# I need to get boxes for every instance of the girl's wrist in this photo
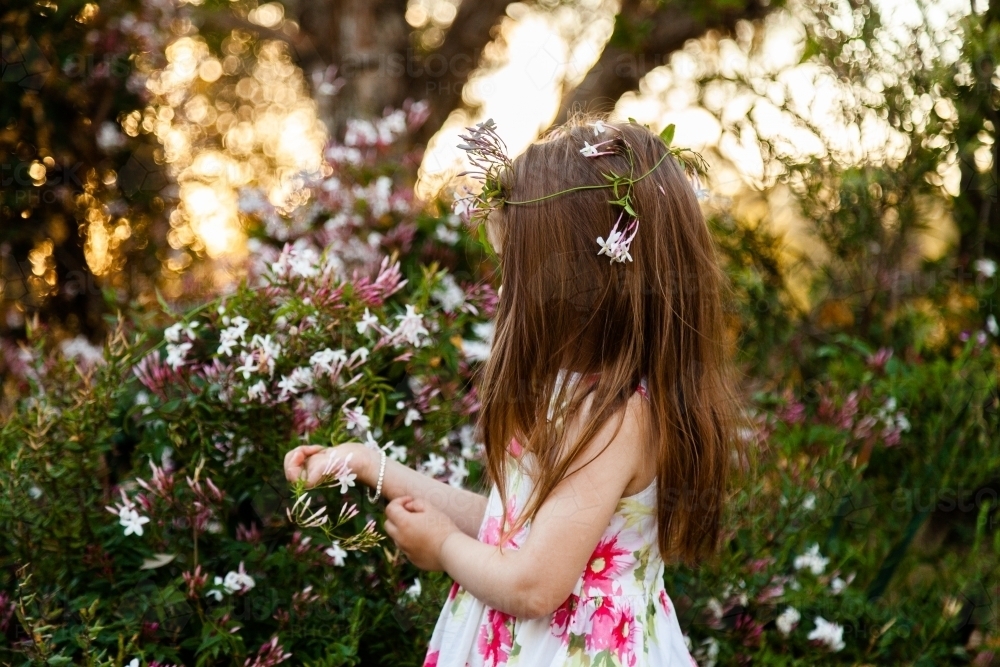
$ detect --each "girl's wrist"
[342,442,379,487]
[438,527,461,570]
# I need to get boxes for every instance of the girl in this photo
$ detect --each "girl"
[285,114,742,666]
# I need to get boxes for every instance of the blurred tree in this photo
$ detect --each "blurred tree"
[949,0,1000,262]
[1,0,178,338]
[3,0,995,343]
[686,0,999,364]
[274,0,778,141]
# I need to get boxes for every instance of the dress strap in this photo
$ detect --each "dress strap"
[636,376,649,400]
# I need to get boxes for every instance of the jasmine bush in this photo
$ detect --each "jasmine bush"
[2,79,999,667]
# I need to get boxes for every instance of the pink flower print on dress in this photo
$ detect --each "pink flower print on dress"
[659,589,673,617]
[610,602,641,667]
[508,437,524,458]
[582,535,632,595]
[550,593,580,644]
[447,582,460,601]
[585,596,617,651]
[476,608,514,666]
[586,597,640,666]
[478,496,527,548]
[423,650,439,667]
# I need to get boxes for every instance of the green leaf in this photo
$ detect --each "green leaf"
[659,123,676,147]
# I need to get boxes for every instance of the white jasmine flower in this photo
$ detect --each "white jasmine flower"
[322,452,357,494]
[291,366,314,388]
[59,336,105,366]
[706,597,724,620]
[421,453,447,477]
[392,305,429,347]
[447,457,469,488]
[830,576,848,594]
[432,274,466,313]
[801,493,816,511]
[326,541,347,566]
[249,334,282,376]
[591,120,606,135]
[207,578,225,601]
[434,224,460,245]
[288,248,321,278]
[356,308,379,335]
[807,616,846,651]
[119,507,150,537]
[218,316,250,356]
[349,347,369,365]
[235,352,260,379]
[278,367,315,399]
[164,323,185,344]
[404,578,422,600]
[404,408,422,427]
[461,339,492,362]
[974,258,997,278]
[776,606,801,635]
[247,380,268,403]
[896,412,911,432]
[387,443,408,463]
[793,543,829,575]
[459,425,482,460]
[165,321,199,343]
[165,342,192,371]
[217,335,239,357]
[277,375,299,400]
[988,314,998,336]
[699,637,720,667]
[596,212,638,264]
[342,400,371,433]
[221,562,254,595]
[310,348,348,376]
[579,138,614,157]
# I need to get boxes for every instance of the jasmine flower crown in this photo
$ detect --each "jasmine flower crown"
[454,118,709,263]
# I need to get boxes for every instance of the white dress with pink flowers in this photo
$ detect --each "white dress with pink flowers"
[422,390,698,666]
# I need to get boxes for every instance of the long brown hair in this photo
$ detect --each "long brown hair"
[476,112,745,564]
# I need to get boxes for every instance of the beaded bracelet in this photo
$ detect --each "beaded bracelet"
[367,449,386,503]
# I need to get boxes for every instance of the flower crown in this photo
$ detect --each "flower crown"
[453,118,709,263]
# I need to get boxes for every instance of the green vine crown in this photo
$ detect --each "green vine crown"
[453,118,709,263]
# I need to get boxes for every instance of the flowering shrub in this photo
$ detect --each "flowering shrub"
[0,236,499,663]
[671,332,1000,665]
[3,96,1000,667]
[0,101,499,665]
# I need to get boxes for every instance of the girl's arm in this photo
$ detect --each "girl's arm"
[286,442,489,540]
[389,393,649,619]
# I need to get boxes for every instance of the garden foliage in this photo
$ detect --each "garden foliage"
[1,1,999,665]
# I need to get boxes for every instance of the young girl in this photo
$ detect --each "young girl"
[285,115,741,666]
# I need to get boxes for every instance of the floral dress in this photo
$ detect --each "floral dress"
[423,384,697,667]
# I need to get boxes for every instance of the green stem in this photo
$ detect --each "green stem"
[505,151,670,206]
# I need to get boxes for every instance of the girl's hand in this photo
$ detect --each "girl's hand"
[284,444,366,489]
[384,496,459,572]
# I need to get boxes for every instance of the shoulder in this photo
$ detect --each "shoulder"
[562,389,648,491]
